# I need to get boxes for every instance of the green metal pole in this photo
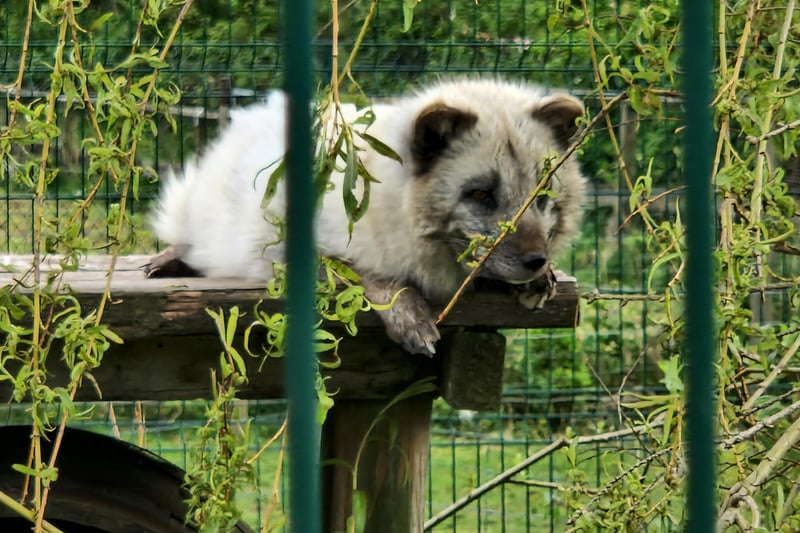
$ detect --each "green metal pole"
[680,1,716,531]
[283,1,320,532]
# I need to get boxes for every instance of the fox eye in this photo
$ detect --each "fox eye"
[535,194,553,211]
[471,189,490,202]
[465,188,497,209]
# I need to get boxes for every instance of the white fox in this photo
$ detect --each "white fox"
[147,78,587,356]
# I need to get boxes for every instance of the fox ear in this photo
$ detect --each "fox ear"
[411,103,478,175]
[531,94,584,148]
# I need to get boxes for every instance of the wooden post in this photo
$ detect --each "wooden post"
[321,395,434,533]
[439,331,506,411]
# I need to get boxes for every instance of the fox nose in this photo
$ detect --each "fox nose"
[522,253,548,272]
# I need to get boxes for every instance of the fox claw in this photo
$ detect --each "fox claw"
[518,266,558,309]
[363,278,441,356]
[382,291,441,357]
[143,244,201,278]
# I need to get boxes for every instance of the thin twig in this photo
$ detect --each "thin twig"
[33,3,197,529]
[423,439,567,530]
[718,411,800,530]
[711,0,757,107]
[29,7,72,529]
[579,0,639,211]
[262,419,288,533]
[724,396,800,448]
[582,280,797,305]
[506,479,598,493]
[748,0,795,297]
[739,386,800,418]
[135,401,146,448]
[582,351,660,460]
[617,186,686,234]
[777,468,800,526]
[0,490,65,533]
[316,0,359,38]
[741,332,800,412]
[423,418,663,530]
[2,0,34,128]
[582,291,667,303]
[338,0,379,88]
[567,448,673,526]
[747,118,800,144]
[247,418,287,466]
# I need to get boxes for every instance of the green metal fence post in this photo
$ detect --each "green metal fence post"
[283,1,320,532]
[680,1,716,531]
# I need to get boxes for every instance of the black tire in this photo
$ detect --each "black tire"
[0,426,253,533]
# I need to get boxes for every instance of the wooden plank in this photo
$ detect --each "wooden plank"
[0,329,512,408]
[0,255,580,334]
[0,333,437,402]
[74,280,577,339]
[321,395,434,533]
[0,331,511,406]
[0,255,580,404]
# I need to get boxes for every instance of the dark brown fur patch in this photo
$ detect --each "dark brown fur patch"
[411,103,478,175]
[531,96,584,148]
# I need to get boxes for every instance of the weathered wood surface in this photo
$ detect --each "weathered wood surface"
[0,255,579,334]
[0,255,580,404]
[321,396,434,533]
[439,332,507,411]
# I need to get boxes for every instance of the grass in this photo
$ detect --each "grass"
[0,399,678,532]
[428,439,569,532]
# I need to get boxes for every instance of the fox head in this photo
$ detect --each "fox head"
[406,81,586,285]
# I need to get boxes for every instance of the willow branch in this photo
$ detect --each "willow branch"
[0,490,65,533]
[719,412,800,530]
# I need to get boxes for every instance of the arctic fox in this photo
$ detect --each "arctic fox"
[147,78,587,356]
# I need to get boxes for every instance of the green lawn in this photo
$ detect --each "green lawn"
[49,402,670,533]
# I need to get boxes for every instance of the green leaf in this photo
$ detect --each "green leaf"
[90,12,115,32]
[261,157,285,208]
[12,463,40,477]
[402,0,418,32]
[356,131,401,164]
[219,352,233,379]
[658,355,684,394]
[341,137,362,231]
[317,386,335,424]
[225,306,240,346]
[100,327,124,345]
[313,329,341,354]
[350,489,368,530]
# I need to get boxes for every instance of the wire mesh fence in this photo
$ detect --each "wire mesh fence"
[1,0,798,532]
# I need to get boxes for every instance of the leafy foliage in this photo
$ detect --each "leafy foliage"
[1,0,799,531]
[0,1,190,530]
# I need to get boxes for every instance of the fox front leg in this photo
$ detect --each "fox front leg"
[361,277,441,357]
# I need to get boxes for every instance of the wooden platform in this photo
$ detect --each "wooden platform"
[0,255,579,405]
[0,254,580,533]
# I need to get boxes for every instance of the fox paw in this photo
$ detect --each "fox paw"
[363,279,441,357]
[517,266,558,309]
[381,291,441,357]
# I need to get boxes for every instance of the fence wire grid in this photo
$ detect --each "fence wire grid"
[1,1,799,532]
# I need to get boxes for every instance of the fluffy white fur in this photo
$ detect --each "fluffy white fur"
[152,78,587,304]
